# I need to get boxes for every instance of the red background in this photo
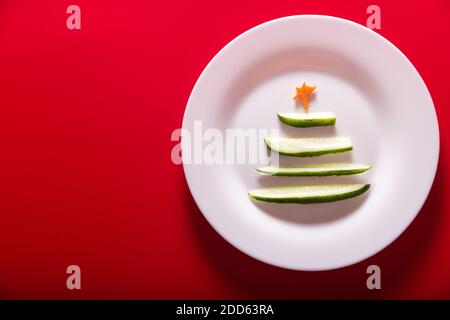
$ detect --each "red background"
[0,0,449,299]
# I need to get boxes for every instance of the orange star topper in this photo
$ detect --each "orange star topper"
[293,82,316,109]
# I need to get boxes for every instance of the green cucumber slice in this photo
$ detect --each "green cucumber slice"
[278,112,336,127]
[256,163,370,176]
[265,137,352,157]
[248,184,370,204]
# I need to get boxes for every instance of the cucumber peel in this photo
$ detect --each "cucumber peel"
[265,137,352,157]
[248,184,370,204]
[256,163,370,176]
[278,112,336,127]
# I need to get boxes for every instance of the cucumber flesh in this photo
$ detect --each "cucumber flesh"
[256,163,370,176]
[278,112,336,127]
[265,137,352,157]
[249,184,370,204]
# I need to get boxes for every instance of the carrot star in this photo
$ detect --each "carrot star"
[293,82,316,109]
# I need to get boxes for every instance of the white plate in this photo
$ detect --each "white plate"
[182,15,439,271]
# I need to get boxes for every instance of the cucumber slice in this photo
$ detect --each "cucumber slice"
[248,184,370,204]
[278,112,336,127]
[256,163,371,176]
[265,137,352,157]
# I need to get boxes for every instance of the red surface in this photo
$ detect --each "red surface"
[0,0,449,299]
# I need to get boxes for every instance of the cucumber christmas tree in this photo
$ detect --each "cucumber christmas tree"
[248,83,371,204]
